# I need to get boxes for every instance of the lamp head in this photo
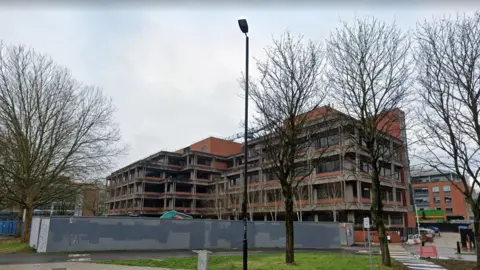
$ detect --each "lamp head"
[238,17,248,34]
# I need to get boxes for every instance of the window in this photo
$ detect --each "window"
[445,207,453,213]
[393,146,401,161]
[265,172,276,181]
[248,174,259,183]
[390,215,404,225]
[432,186,440,193]
[436,207,442,211]
[414,188,429,195]
[201,145,207,152]
[415,198,429,204]
[380,189,387,200]
[316,186,328,199]
[434,197,441,203]
[380,167,392,178]
[362,187,371,199]
[430,176,446,182]
[444,196,452,204]
[396,191,402,202]
[314,130,340,149]
[394,169,401,181]
[412,177,430,184]
[360,159,372,173]
[316,159,340,173]
[295,166,310,177]
[443,185,451,192]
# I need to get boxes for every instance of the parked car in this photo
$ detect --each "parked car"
[418,227,435,234]
[427,226,440,235]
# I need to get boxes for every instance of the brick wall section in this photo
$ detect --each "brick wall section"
[375,109,403,140]
[354,230,401,243]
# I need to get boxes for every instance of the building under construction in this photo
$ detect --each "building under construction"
[106,106,410,226]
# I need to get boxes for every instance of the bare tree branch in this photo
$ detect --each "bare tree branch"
[326,17,413,266]
[0,43,126,241]
[241,31,330,264]
[414,12,480,265]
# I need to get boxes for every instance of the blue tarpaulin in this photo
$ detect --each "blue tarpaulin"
[160,210,193,219]
[0,221,21,235]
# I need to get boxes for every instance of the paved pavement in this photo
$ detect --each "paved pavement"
[387,245,446,270]
[0,262,181,270]
[402,232,477,262]
[0,248,353,266]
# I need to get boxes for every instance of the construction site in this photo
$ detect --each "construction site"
[106,106,410,226]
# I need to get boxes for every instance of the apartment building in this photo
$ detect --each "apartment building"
[411,169,470,221]
[106,106,410,226]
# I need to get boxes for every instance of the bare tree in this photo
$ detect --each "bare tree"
[326,17,413,266]
[262,181,281,221]
[227,190,241,220]
[246,184,258,221]
[293,185,308,221]
[0,180,9,211]
[0,43,125,241]
[243,31,330,264]
[207,185,227,220]
[82,182,107,216]
[320,182,354,222]
[415,12,480,265]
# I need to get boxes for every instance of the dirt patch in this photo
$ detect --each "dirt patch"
[427,259,477,270]
[391,260,410,270]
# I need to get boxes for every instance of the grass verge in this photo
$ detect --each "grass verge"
[427,258,476,270]
[102,253,406,270]
[0,238,34,254]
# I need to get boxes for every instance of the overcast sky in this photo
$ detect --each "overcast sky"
[0,2,477,170]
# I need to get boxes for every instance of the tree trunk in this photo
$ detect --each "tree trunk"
[22,206,33,243]
[333,210,337,222]
[284,191,295,264]
[473,218,480,269]
[376,219,391,266]
[371,173,391,266]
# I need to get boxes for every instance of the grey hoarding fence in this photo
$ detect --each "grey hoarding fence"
[30,216,342,253]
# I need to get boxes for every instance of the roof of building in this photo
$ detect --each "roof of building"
[410,167,456,178]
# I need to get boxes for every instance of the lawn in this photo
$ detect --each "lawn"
[427,259,477,270]
[0,238,33,254]
[102,253,406,270]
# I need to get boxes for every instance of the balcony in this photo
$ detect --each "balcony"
[143,192,166,197]
[166,163,183,169]
[158,207,215,213]
[143,176,165,182]
[195,178,211,183]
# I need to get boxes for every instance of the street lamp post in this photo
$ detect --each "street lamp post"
[238,17,249,270]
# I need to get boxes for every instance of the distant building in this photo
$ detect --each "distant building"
[32,183,104,217]
[410,168,470,222]
[107,106,411,226]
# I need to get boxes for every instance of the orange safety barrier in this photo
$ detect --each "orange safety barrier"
[419,246,438,258]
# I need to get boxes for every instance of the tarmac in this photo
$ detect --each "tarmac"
[403,232,477,262]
